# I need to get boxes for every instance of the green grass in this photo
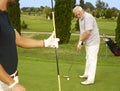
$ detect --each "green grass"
[21,15,53,32]
[21,15,117,35]
[97,18,117,35]
[17,34,120,91]
[19,15,119,91]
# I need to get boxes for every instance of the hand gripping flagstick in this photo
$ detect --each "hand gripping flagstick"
[51,0,61,91]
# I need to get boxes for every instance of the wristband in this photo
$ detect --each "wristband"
[44,39,48,47]
[9,81,17,89]
[78,41,83,46]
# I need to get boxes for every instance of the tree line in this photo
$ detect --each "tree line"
[85,0,119,19]
[21,0,119,19]
[75,0,119,31]
[21,6,52,19]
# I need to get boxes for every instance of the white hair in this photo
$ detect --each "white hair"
[73,6,83,13]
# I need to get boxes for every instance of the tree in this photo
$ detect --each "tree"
[75,19,80,31]
[8,0,21,34]
[105,8,112,19]
[95,0,109,18]
[71,0,76,8]
[43,6,51,19]
[115,12,120,47]
[96,10,100,18]
[80,0,84,9]
[111,7,119,18]
[55,0,72,44]
[71,0,76,19]
[96,0,108,10]
[84,2,95,11]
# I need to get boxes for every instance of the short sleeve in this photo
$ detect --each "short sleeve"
[84,15,93,31]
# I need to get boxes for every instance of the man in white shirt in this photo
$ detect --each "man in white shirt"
[73,6,100,85]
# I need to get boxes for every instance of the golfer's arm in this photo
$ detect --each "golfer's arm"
[15,30,44,48]
[79,30,91,42]
[0,64,14,86]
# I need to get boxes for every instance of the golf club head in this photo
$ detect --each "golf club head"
[63,75,70,78]
[63,75,70,80]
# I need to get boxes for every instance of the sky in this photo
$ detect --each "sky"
[20,0,120,9]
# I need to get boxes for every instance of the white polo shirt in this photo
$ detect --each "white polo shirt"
[79,12,100,46]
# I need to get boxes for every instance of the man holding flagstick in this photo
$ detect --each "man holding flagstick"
[0,0,59,91]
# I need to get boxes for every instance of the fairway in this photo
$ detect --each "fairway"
[97,18,117,35]
[17,34,120,91]
[21,15,117,35]
[21,15,53,32]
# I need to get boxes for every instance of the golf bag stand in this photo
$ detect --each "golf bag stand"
[103,35,120,56]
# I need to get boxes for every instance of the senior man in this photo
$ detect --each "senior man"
[73,6,100,85]
[0,0,59,91]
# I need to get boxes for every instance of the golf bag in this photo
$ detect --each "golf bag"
[104,37,120,56]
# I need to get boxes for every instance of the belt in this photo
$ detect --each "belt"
[10,71,18,78]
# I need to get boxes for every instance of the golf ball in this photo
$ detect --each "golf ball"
[67,78,70,80]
